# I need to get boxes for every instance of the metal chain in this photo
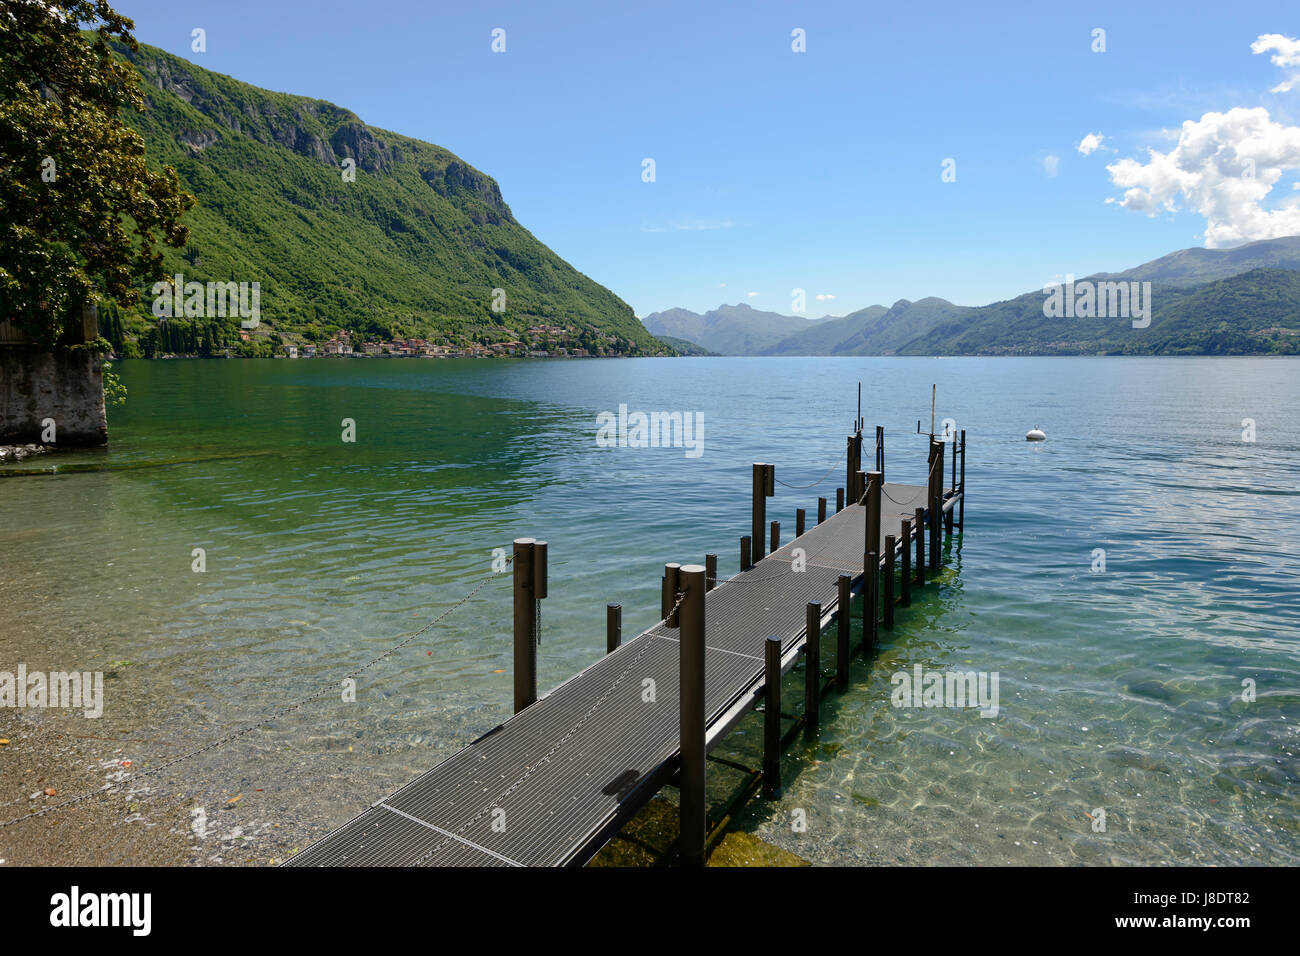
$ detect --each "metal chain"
[772,446,846,491]
[882,485,923,507]
[0,556,516,829]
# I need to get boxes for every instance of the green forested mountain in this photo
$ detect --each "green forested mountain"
[644,238,1300,356]
[899,268,1300,355]
[1093,236,1300,287]
[107,41,667,355]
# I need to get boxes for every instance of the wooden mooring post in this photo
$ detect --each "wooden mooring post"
[705,553,717,591]
[677,564,707,867]
[796,508,806,538]
[740,535,751,571]
[606,603,622,653]
[818,496,827,524]
[752,463,774,562]
[770,520,780,553]
[663,563,681,626]
[513,537,548,714]
[865,471,881,564]
[865,469,883,647]
[845,434,859,504]
[836,487,844,512]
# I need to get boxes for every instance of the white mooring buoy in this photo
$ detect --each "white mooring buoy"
[1026,426,1046,442]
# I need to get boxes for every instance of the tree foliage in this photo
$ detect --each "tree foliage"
[0,0,193,345]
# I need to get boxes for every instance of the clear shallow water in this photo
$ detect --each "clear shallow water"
[1,356,1297,864]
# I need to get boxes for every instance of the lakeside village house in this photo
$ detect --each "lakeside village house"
[133,325,621,361]
[274,327,605,359]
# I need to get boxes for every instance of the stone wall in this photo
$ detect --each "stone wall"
[0,346,108,446]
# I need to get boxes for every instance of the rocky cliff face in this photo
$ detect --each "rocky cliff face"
[134,51,398,172]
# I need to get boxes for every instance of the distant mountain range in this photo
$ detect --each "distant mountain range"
[639,304,839,356]
[642,236,1300,356]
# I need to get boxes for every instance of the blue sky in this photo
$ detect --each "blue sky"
[114,0,1300,317]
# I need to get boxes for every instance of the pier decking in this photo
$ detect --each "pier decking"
[288,429,965,867]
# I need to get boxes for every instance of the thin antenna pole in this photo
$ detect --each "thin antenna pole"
[857,382,862,433]
[930,384,935,439]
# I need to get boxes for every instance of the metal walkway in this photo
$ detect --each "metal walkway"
[288,480,946,867]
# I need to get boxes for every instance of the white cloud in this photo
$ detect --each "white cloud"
[1043,154,1060,177]
[1104,36,1300,247]
[746,291,759,297]
[815,293,836,301]
[1252,33,1300,93]
[1106,106,1300,247]
[1077,132,1106,155]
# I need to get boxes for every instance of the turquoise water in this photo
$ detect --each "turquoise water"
[1,356,1298,864]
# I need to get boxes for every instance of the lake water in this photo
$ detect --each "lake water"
[2,356,1298,865]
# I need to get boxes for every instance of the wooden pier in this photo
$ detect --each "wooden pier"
[287,426,967,867]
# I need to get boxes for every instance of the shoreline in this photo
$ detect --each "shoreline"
[0,708,303,867]
[0,710,195,866]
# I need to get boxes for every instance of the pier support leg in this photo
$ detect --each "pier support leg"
[865,551,878,650]
[959,429,966,530]
[945,433,955,536]
[930,440,943,573]
[804,602,821,733]
[513,538,537,714]
[884,535,896,628]
[678,564,708,867]
[900,519,912,607]
[763,636,781,798]
[606,603,621,654]
[837,574,851,689]
[914,507,925,588]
